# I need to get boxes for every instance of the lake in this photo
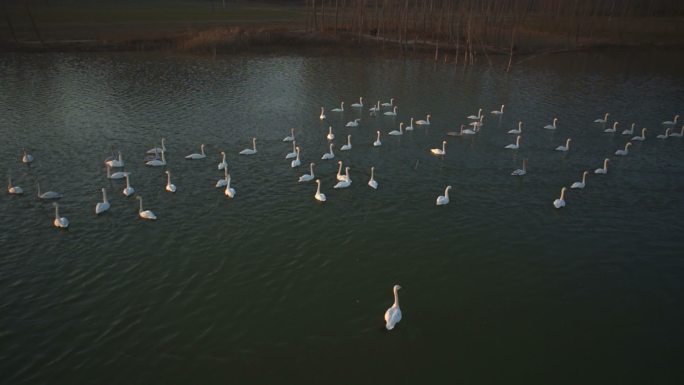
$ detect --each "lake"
[1,49,683,384]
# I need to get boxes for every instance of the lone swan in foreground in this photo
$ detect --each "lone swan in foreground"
[384,285,402,331]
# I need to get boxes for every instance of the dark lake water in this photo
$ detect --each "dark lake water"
[1,49,683,384]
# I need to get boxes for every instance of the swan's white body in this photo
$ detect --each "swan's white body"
[216,168,229,188]
[136,196,156,220]
[123,175,135,196]
[555,138,571,152]
[505,136,521,149]
[327,126,335,141]
[622,123,636,135]
[373,131,382,147]
[604,122,619,133]
[299,163,315,182]
[320,107,326,120]
[283,128,295,142]
[22,149,34,164]
[240,138,257,155]
[185,144,206,160]
[351,97,363,108]
[431,141,446,155]
[416,114,431,125]
[224,175,236,198]
[631,128,647,141]
[669,126,684,137]
[594,158,610,174]
[106,165,130,179]
[217,151,228,170]
[511,159,527,176]
[508,121,522,134]
[336,161,349,182]
[321,143,335,160]
[656,128,672,139]
[662,115,679,125]
[105,152,124,168]
[368,167,378,189]
[594,113,609,124]
[291,147,301,168]
[544,118,558,130]
[571,171,588,189]
[145,150,166,167]
[36,182,62,200]
[331,101,344,112]
[340,135,352,151]
[384,285,402,330]
[615,142,632,156]
[384,106,397,116]
[553,187,567,209]
[8,176,23,194]
[334,167,352,189]
[165,171,177,193]
[436,186,451,206]
[53,202,69,228]
[381,98,394,108]
[405,118,415,131]
[314,179,326,202]
[388,123,404,136]
[491,105,505,115]
[346,119,360,127]
[95,188,110,214]
[467,108,483,120]
[147,138,166,154]
[285,141,297,159]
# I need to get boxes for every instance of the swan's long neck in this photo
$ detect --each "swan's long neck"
[427,115,430,123]
[166,172,171,185]
[161,150,166,162]
[347,135,351,146]
[329,143,334,154]
[604,113,609,120]
[376,131,380,140]
[582,172,587,183]
[444,186,450,198]
[221,152,226,162]
[292,141,296,152]
[102,189,108,203]
[138,198,143,213]
[560,187,567,200]
[161,138,166,150]
[518,121,522,129]
[522,159,527,171]
[337,162,342,175]
[478,108,482,117]
[125,176,131,188]
[54,204,59,219]
[624,143,630,151]
[410,118,414,125]
[442,141,446,152]
[200,145,205,156]
[295,148,300,160]
[393,106,397,113]
[106,166,111,178]
[603,159,609,170]
[516,136,521,145]
[613,122,618,129]
[675,115,679,123]
[316,180,321,194]
[553,118,557,127]
[641,128,646,137]
[393,287,400,306]
[252,138,257,150]
[566,139,571,148]
[400,123,404,133]
[118,152,122,162]
[224,168,229,178]
[680,127,684,135]
[226,175,231,189]
[501,105,505,112]
[370,167,374,180]
[329,127,332,135]
[309,163,314,175]
[37,182,41,196]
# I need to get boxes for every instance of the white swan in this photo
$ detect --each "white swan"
[36,182,62,200]
[511,159,527,176]
[491,105,504,115]
[285,141,297,159]
[436,185,451,205]
[447,125,465,136]
[384,106,397,116]
[555,138,571,152]
[346,118,360,127]
[8,176,23,194]
[95,188,110,214]
[631,128,647,141]
[334,167,352,189]
[614,142,632,156]
[656,128,672,139]
[216,168,229,188]
[321,143,335,160]
[340,135,352,151]
[319,107,326,120]
[621,123,636,135]
[165,170,177,193]
[505,135,521,149]
[147,138,166,154]
[662,115,679,125]
[314,179,326,202]
[405,118,415,131]
[467,108,482,120]
[369,100,381,115]
[291,147,301,168]
[381,98,394,107]
[373,131,382,147]
[416,114,431,125]
[368,166,378,189]
[388,123,404,136]
[594,113,609,123]
[327,126,335,141]
[604,122,619,133]
[224,175,236,198]
[508,121,522,134]
[351,97,363,108]
[553,187,567,208]
[122,175,135,196]
[299,163,315,182]
[544,118,558,130]
[571,171,589,189]
[283,128,295,142]
[145,150,166,167]
[106,164,130,179]
[594,158,610,174]
[331,101,344,112]
[105,152,124,168]
[469,116,484,127]
[463,125,477,135]
[336,161,348,182]
[669,126,684,137]
[22,149,34,164]
[239,138,257,155]
[217,151,228,170]
[384,285,402,330]
[185,144,206,160]
[136,196,156,220]
[431,141,446,155]
[52,202,69,228]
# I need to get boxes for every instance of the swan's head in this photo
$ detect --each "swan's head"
[200,144,205,150]
[446,186,452,191]
[567,138,572,143]
[613,122,619,128]
[347,134,351,139]
[631,123,636,128]
[221,151,225,156]
[252,137,257,142]
[460,124,465,129]
[561,187,567,194]
[165,170,170,175]
[337,160,342,165]
[393,284,402,291]
[101,187,106,193]
[376,130,380,134]
[553,118,558,123]
[442,140,446,145]
[296,146,300,151]
[626,142,632,148]
[52,202,58,208]
[583,171,589,176]
[400,122,404,128]
[291,128,295,133]
[136,196,142,201]
[371,166,375,171]
[427,114,432,118]
[345,167,350,172]
[316,179,321,185]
